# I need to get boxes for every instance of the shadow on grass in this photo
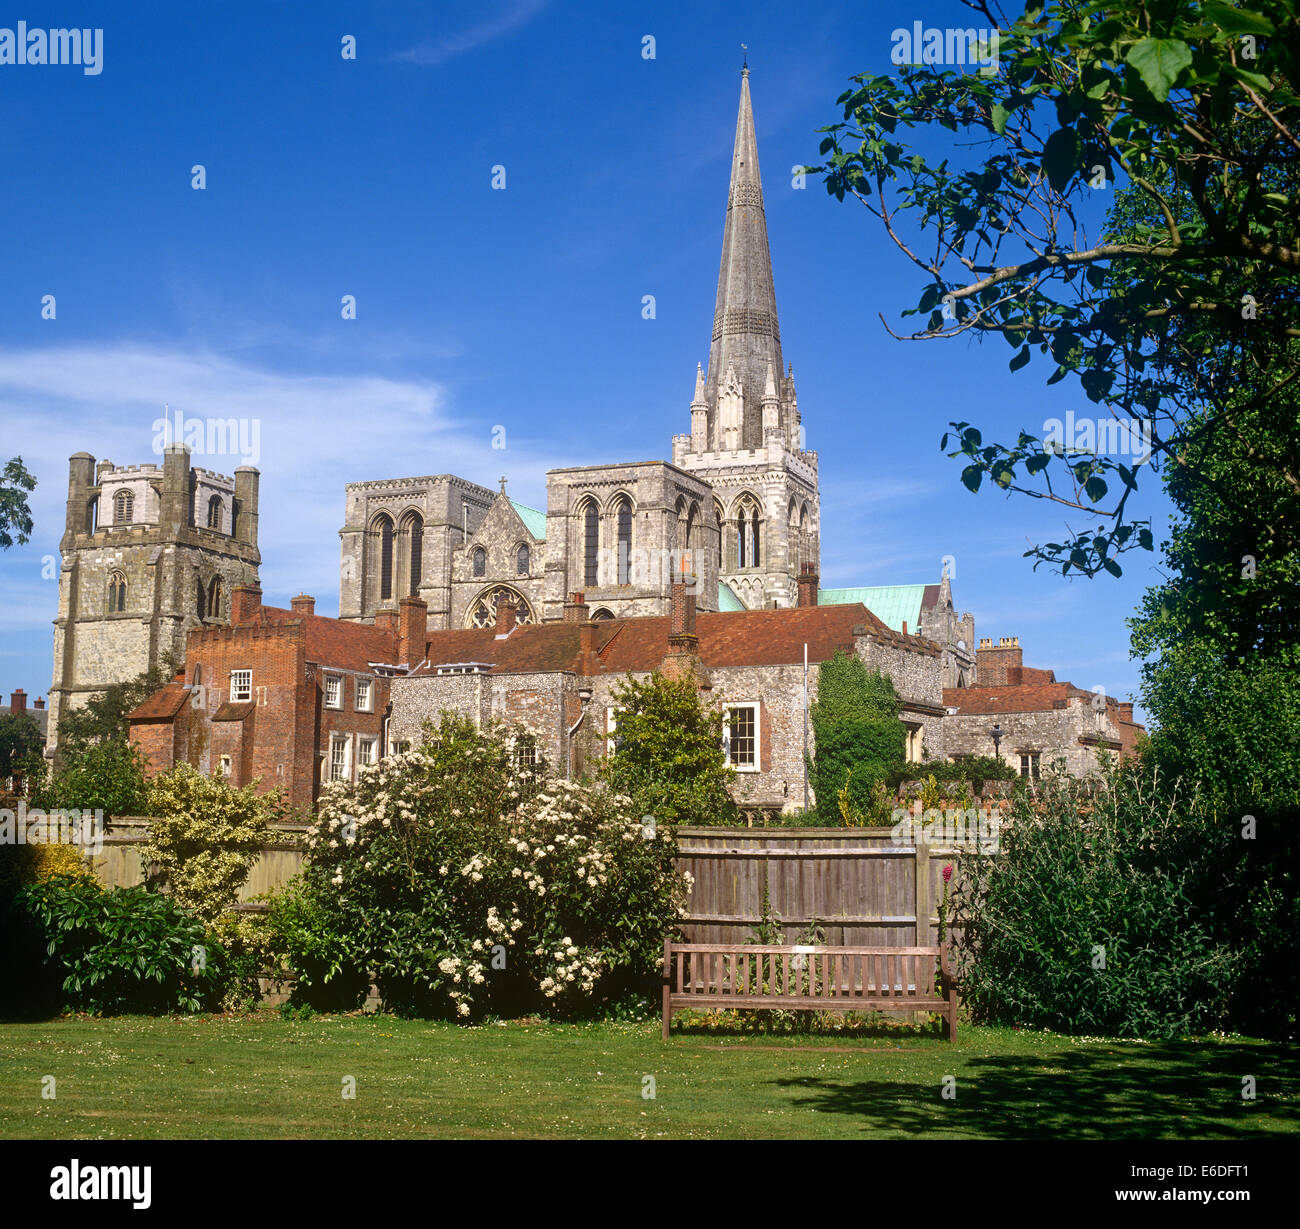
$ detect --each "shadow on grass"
[770,1039,1300,1139]
[671,1008,950,1041]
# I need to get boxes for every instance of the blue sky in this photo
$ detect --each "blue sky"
[0,0,1169,719]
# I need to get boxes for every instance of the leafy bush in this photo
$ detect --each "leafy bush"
[600,672,737,827]
[16,875,226,1015]
[30,738,149,819]
[289,713,688,1018]
[951,766,1245,1039]
[140,763,277,923]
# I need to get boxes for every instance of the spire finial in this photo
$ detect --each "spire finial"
[741,43,748,74]
[499,475,507,494]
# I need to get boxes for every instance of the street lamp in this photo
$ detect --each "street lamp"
[990,723,1003,762]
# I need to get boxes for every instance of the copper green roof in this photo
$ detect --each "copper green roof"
[510,500,547,541]
[717,580,746,611]
[819,584,931,633]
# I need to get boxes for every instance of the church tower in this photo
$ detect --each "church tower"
[46,445,261,754]
[672,67,820,610]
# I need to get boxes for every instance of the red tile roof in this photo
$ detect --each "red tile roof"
[246,606,399,672]
[405,603,920,677]
[126,683,192,722]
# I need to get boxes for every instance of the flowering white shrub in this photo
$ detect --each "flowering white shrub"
[284,714,687,1018]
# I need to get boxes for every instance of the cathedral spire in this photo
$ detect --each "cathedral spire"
[704,67,784,450]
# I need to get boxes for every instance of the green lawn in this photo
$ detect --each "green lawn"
[1,1013,1294,1139]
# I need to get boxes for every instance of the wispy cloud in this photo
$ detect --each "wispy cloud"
[0,343,572,618]
[391,0,549,67]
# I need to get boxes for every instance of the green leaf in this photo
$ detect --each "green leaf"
[1042,127,1082,193]
[1125,38,1193,103]
[1009,345,1031,372]
[961,465,984,493]
[1085,476,1109,502]
[1201,1,1274,36]
[990,102,1010,135]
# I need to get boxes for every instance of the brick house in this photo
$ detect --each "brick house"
[130,569,950,816]
[129,583,426,815]
[940,636,1145,777]
[389,569,949,812]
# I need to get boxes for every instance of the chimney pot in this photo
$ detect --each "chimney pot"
[290,593,315,615]
[564,592,589,623]
[9,688,26,713]
[34,696,46,710]
[494,596,517,636]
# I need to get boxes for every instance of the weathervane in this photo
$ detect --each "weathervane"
[741,43,748,71]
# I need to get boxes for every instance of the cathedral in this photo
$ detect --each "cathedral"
[337,69,831,633]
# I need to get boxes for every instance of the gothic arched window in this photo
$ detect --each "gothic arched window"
[207,494,223,531]
[403,511,423,596]
[516,544,530,576]
[107,571,127,613]
[615,497,632,585]
[113,490,134,525]
[207,577,223,621]
[734,494,762,569]
[370,513,395,603]
[196,577,207,619]
[472,546,486,577]
[582,500,599,587]
[467,586,535,628]
[713,501,725,572]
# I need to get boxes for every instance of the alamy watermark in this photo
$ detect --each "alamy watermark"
[1042,411,1153,463]
[0,803,104,855]
[890,804,1001,852]
[891,22,1000,74]
[152,406,261,467]
[0,23,102,74]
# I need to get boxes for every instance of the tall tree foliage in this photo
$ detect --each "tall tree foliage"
[0,457,36,550]
[56,653,182,753]
[812,0,1299,577]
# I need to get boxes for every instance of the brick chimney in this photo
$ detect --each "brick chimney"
[976,635,1023,686]
[668,578,697,642]
[797,562,819,608]
[662,578,706,684]
[373,609,399,636]
[564,592,589,623]
[34,696,45,710]
[291,593,315,616]
[398,596,428,665]
[229,583,262,624]
[9,688,26,713]
[1118,701,1134,723]
[494,596,517,636]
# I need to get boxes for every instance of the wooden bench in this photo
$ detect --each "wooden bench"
[661,941,957,1040]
